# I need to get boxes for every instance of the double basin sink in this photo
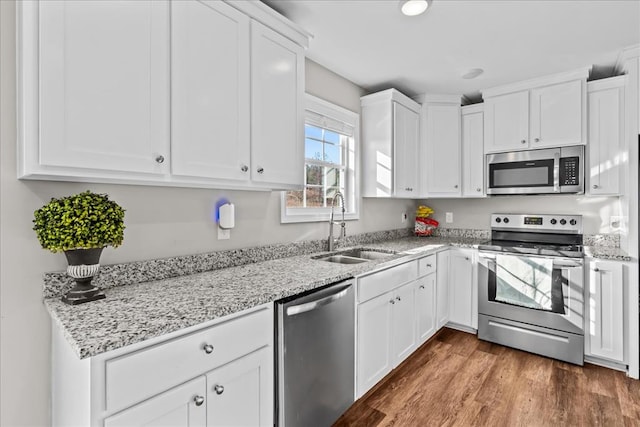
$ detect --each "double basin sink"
[313,248,396,264]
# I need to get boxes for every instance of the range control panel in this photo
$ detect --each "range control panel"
[491,213,583,234]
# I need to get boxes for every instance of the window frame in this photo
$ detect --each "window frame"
[280,94,360,224]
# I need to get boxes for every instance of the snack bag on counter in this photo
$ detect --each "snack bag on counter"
[415,205,438,236]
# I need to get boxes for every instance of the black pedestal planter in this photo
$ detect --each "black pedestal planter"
[62,247,106,305]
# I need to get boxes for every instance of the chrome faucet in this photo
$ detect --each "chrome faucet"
[328,191,346,251]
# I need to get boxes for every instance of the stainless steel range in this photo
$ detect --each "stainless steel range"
[477,213,585,365]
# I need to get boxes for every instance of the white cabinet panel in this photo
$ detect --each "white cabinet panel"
[424,103,461,196]
[394,102,420,197]
[448,250,476,329]
[416,274,437,345]
[206,347,272,427]
[104,377,206,427]
[171,0,250,182]
[391,282,417,365]
[436,250,450,329]
[587,260,625,363]
[530,80,584,148]
[357,292,393,396]
[461,105,485,197]
[38,0,170,175]
[250,21,304,188]
[484,91,529,153]
[587,78,625,196]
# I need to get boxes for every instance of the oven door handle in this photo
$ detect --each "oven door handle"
[552,260,583,268]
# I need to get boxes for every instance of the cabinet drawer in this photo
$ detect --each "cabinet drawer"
[418,254,437,277]
[358,261,417,303]
[105,306,271,413]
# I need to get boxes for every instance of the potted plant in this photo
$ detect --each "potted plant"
[33,191,125,305]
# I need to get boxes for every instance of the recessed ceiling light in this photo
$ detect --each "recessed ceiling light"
[400,0,431,17]
[462,68,484,79]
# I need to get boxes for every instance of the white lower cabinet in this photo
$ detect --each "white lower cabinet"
[416,273,437,345]
[52,304,273,427]
[586,259,625,363]
[436,251,450,329]
[448,249,477,330]
[390,282,418,364]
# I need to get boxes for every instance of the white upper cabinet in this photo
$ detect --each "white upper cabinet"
[171,0,251,183]
[482,68,590,153]
[483,91,529,152]
[419,95,462,197]
[461,104,485,197]
[587,76,626,196]
[361,89,421,198]
[20,0,171,179]
[250,21,305,188]
[18,0,309,190]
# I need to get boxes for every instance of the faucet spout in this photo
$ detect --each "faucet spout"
[328,191,346,251]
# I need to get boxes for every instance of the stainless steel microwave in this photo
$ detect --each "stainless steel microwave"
[486,146,584,195]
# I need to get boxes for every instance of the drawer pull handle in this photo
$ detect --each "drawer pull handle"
[214,384,225,395]
[395,296,401,302]
[594,268,600,272]
[426,264,432,267]
[203,344,214,354]
[419,285,425,289]
[194,396,205,406]
[389,299,395,305]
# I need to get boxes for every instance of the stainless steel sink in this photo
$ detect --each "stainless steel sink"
[336,249,395,260]
[319,255,368,264]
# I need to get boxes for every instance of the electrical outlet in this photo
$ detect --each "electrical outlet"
[610,216,622,230]
[218,227,230,240]
[446,212,453,223]
[401,212,407,223]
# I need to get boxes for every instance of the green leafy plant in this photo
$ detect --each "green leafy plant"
[33,191,125,253]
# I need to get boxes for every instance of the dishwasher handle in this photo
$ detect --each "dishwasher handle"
[286,284,351,317]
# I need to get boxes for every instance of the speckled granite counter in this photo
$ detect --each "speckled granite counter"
[584,246,632,261]
[45,235,484,359]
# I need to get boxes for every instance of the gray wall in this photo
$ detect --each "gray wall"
[423,195,622,234]
[0,2,413,423]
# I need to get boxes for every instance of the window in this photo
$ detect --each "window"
[281,94,359,223]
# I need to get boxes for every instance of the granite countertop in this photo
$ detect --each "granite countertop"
[45,236,483,359]
[44,234,629,360]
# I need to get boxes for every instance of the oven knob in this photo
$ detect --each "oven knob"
[503,217,509,224]
[495,217,501,223]
[570,219,577,226]
[550,218,557,225]
[560,219,567,225]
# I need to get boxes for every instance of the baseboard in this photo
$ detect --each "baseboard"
[445,322,478,335]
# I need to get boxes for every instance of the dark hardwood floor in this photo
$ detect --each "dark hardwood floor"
[335,328,640,427]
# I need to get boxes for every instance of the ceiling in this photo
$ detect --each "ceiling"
[262,0,640,102]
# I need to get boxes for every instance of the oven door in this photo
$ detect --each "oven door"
[486,148,560,195]
[478,251,584,334]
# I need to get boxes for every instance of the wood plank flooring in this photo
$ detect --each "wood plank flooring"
[334,328,640,427]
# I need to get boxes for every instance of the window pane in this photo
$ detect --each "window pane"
[305,124,322,140]
[306,165,323,185]
[286,191,304,208]
[305,186,324,207]
[325,167,341,188]
[305,138,323,161]
[324,142,341,165]
[324,130,340,144]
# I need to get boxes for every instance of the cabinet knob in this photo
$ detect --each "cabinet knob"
[155,155,165,164]
[214,384,225,395]
[194,396,205,406]
[419,285,425,289]
[534,138,540,143]
[395,296,401,302]
[203,344,214,354]
[476,188,481,192]
[593,184,599,189]
[389,299,395,305]
[257,167,264,174]
[241,164,248,173]
[426,263,432,267]
[454,185,459,189]
[593,268,600,272]
[521,140,526,144]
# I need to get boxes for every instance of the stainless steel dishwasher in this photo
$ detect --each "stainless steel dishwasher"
[276,279,355,427]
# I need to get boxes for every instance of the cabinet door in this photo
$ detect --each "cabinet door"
[416,274,437,344]
[448,250,475,329]
[171,0,251,182]
[484,91,529,153]
[38,0,170,175]
[104,377,206,427]
[587,260,625,362]
[251,21,305,188]
[436,251,450,329]
[461,108,485,197]
[357,292,393,397]
[206,347,273,427]
[391,281,417,366]
[425,104,461,196]
[588,86,623,195]
[530,80,584,148]
[394,102,420,198]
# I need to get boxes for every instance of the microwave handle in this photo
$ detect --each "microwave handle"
[553,151,560,192]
